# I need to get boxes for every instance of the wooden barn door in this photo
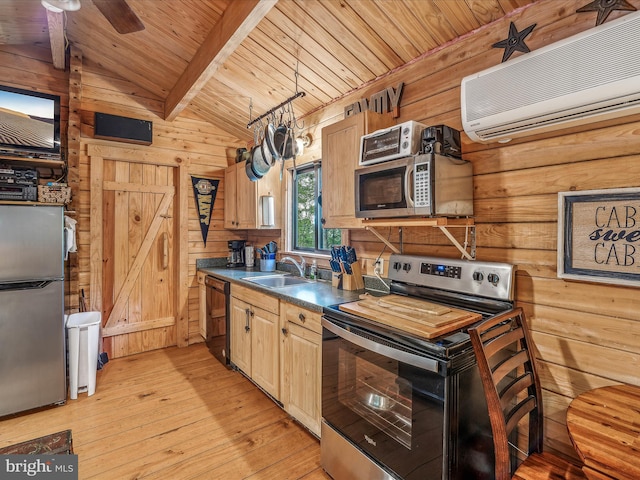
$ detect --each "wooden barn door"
[89,145,186,359]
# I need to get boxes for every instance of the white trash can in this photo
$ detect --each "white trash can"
[66,312,101,400]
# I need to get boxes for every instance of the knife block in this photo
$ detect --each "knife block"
[332,262,365,291]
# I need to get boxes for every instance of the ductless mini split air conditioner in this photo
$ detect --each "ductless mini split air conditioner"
[461,11,640,143]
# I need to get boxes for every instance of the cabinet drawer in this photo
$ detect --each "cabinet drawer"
[283,302,322,334]
[232,284,279,315]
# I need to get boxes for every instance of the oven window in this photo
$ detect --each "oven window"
[362,127,401,163]
[339,350,412,448]
[359,168,406,210]
[323,328,447,480]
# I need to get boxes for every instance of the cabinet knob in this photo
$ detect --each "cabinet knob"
[298,313,306,322]
[281,327,288,336]
[321,217,326,225]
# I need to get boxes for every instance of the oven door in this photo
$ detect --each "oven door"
[355,158,414,218]
[321,315,494,480]
[322,317,447,479]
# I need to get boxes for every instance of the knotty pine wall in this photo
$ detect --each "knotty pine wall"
[289,0,640,460]
[0,46,74,307]
[4,0,639,458]
[74,56,243,349]
[0,44,242,351]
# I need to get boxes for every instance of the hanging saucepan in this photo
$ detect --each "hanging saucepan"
[274,124,297,160]
[245,146,263,182]
[263,123,279,165]
[252,144,271,177]
[235,148,247,163]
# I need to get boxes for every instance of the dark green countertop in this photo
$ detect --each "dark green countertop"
[199,266,369,312]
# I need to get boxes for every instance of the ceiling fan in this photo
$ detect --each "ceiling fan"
[41,0,145,34]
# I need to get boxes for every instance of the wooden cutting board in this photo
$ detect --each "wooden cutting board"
[368,294,452,317]
[339,296,481,339]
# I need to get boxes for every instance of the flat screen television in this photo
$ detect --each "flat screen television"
[0,84,61,159]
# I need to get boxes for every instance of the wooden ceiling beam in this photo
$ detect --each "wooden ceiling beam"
[164,0,277,122]
[45,9,66,70]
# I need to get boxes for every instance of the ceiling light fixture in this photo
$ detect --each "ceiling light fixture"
[41,0,81,13]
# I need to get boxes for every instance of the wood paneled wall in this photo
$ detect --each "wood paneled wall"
[74,58,244,352]
[291,0,640,460]
[0,43,243,355]
[0,46,73,305]
[4,0,639,459]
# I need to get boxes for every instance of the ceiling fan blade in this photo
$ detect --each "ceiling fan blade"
[93,0,145,34]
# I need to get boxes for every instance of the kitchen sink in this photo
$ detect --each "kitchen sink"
[243,275,312,288]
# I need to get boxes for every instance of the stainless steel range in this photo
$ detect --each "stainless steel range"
[321,254,516,480]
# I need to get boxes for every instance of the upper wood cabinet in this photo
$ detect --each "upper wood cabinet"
[224,160,282,230]
[321,112,393,229]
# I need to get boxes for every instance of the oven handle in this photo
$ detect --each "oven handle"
[322,318,440,373]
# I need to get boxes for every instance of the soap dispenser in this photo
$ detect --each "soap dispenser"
[309,260,317,280]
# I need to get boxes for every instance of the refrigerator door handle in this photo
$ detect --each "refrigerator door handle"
[0,280,54,292]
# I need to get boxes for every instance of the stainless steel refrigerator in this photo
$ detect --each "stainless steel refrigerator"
[0,204,66,417]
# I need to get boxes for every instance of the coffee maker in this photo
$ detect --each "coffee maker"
[227,240,246,268]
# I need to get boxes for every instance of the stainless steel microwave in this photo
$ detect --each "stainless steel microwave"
[359,120,425,166]
[355,154,474,218]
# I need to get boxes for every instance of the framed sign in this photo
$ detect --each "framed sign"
[558,188,640,287]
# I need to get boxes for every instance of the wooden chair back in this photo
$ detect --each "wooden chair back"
[468,307,544,480]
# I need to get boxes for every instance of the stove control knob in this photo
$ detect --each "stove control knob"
[402,263,412,272]
[393,262,402,271]
[472,271,484,282]
[487,273,500,285]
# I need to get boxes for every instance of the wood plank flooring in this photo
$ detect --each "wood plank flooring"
[0,344,331,479]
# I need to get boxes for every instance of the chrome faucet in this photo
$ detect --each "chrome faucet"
[281,255,306,277]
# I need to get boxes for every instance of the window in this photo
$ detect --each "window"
[292,162,341,252]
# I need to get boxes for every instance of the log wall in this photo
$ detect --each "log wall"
[75,58,243,350]
[290,0,640,460]
[0,44,242,353]
[3,0,639,458]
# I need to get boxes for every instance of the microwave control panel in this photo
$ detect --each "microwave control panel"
[414,161,430,208]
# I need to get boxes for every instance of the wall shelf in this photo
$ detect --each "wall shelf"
[0,201,67,206]
[0,155,64,168]
[363,217,476,260]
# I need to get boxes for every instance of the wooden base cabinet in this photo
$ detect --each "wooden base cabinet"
[197,271,206,339]
[230,285,280,399]
[280,302,322,437]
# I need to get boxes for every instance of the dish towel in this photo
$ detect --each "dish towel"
[64,215,77,260]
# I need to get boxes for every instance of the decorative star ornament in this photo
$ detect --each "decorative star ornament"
[492,22,537,63]
[577,0,637,26]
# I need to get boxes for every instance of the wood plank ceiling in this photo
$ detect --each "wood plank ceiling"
[0,0,537,141]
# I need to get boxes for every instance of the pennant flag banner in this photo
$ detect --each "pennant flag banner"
[191,176,219,246]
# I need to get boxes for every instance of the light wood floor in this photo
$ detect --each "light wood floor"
[0,343,331,479]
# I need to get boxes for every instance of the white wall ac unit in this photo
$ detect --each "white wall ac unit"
[461,11,640,143]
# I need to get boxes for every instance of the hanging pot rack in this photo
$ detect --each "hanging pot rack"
[246,91,306,129]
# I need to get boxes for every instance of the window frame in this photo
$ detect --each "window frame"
[290,161,340,254]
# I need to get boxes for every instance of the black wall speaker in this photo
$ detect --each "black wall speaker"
[94,113,153,145]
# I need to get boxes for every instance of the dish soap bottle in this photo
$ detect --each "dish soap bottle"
[309,260,317,280]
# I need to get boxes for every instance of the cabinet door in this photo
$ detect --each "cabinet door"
[256,164,282,229]
[251,306,280,399]
[229,296,252,374]
[224,163,238,229]
[321,112,393,229]
[282,321,322,436]
[197,272,206,339]
[236,161,257,229]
